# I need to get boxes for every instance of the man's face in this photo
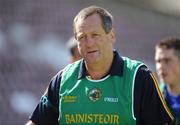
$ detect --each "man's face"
[75,13,115,64]
[155,47,180,85]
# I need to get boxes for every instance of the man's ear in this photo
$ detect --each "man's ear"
[110,28,116,44]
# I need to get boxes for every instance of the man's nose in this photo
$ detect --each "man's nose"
[86,36,94,46]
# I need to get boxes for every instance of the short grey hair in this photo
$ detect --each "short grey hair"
[73,5,113,38]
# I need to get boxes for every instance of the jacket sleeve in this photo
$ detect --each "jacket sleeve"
[29,70,62,125]
[134,66,174,125]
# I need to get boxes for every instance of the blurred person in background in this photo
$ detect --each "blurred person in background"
[155,37,180,125]
[26,5,173,125]
[67,36,82,63]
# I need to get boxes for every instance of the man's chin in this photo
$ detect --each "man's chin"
[162,79,171,85]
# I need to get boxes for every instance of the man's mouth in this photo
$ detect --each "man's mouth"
[88,50,97,53]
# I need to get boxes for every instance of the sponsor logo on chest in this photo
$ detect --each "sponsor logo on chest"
[104,97,119,102]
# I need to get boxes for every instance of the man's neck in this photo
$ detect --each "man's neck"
[85,53,114,80]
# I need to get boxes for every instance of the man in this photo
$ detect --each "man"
[26,6,173,125]
[67,36,82,63]
[155,37,180,125]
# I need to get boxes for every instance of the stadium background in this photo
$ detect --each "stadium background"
[0,0,180,124]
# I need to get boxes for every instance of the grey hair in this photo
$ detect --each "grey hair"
[73,5,113,38]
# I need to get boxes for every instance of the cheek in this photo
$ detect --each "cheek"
[156,63,159,67]
[155,64,160,71]
[156,64,162,75]
[78,44,85,55]
[100,39,112,49]
[156,63,162,69]
[172,64,180,75]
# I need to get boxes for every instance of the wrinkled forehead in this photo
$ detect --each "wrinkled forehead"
[74,14,104,36]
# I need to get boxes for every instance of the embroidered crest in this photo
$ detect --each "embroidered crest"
[88,88,101,102]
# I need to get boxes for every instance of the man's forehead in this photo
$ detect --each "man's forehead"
[156,48,176,59]
[75,18,104,34]
[156,47,172,53]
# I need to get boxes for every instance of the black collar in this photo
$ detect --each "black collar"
[78,50,124,79]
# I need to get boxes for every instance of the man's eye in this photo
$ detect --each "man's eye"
[78,36,85,41]
[92,34,100,38]
[164,59,170,64]
[156,59,161,63]
[93,34,97,36]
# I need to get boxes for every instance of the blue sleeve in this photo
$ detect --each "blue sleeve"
[29,71,62,125]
